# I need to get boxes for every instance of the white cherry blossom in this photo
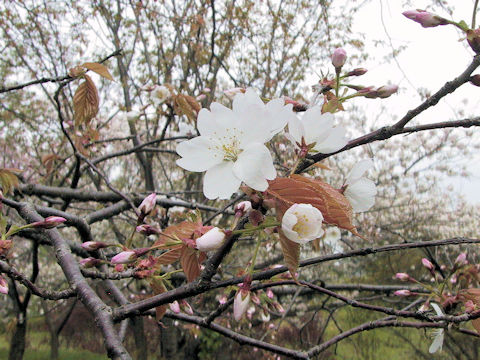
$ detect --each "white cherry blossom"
[287,106,348,154]
[281,203,324,244]
[176,88,295,199]
[344,159,377,212]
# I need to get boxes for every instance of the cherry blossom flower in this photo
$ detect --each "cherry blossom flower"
[195,227,226,252]
[429,303,445,353]
[287,106,348,155]
[281,203,324,244]
[343,159,377,212]
[234,290,251,321]
[176,88,295,199]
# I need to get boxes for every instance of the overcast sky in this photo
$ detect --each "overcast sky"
[351,0,480,204]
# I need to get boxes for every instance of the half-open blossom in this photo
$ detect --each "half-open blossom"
[0,276,8,295]
[234,290,251,321]
[169,301,181,313]
[394,289,412,297]
[31,216,67,229]
[287,106,348,155]
[331,48,347,69]
[138,193,157,216]
[234,201,252,217]
[402,10,448,28]
[196,227,226,252]
[281,203,324,244]
[344,159,377,213]
[176,88,295,199]
[136,224,161,235]
[429,303,445,353]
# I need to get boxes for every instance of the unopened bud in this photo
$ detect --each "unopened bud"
[111,250,137,264]
[394,289,412,297]
[402,9,449,28]
[331,48,347,69]
[234,201,252,217]
[138,193,157,217]
[196,227,226,252]
[455,252,468,267]
[470,74,480,87]
[80,257,102,268]
[169,300,181,313]
[465,300,476,313]
[233,290,250,321]
[31,216,67,229]
[347,68,368,77]
[81,241,108,252]
[180,300,194,315]
[467,29,480,54]
[395,273,410,282]
[376,84,398,98]
[0,275,8,294]
[136,224,161,235]
[266,289,274,299]
[421,258,434,271]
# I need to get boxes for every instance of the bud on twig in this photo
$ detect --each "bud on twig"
[395,273,411,282]
[136,224,161,235]
[81,241,109,252]
[234,201,252,217]
[195,227,226,252]
[421,258,434,271]
[234,290,250,321]
[80,257,102,268]
[31,216,67,229]
[138,193,157,217]
[394,289,412,297]
[0,275,8,295]
[331,48,347,70]
[402,9,449,28]
[346,68,368,77]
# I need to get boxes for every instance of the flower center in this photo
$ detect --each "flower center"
[214,128,243,162]
[292,211,310,236]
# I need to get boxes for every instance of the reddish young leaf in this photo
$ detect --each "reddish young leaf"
[180,247,202,282]
[81,62,114,81]
[149,277,168,321]
[268,175,359,236]
[278,230,300,280]
[155,220,197,247]
[156,245,183,265]
[0,168,21,194]
[73,74,99,126]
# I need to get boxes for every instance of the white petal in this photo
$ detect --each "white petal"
[265,99,293,135]
[313,126,348,153]
[301,107,334,144]
[233,144,276,191]
[232,88,264,111]
[203,162,241,200]
[287,117,305,144]
[431,303,444,316]
[176,137,223,172]
[429,330,444,353]
[346,159,374,185]
[344,178,377,212]
[197,103,237,137]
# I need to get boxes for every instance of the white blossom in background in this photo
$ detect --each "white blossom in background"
[344,159,377,212]
[323,227,342,252]
[176,88,295,199]
[151,85,171,105]
[287,106,348,154]
[281,203,324,244]
[429,303,445,353]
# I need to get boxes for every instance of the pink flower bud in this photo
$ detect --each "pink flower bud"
[180,300,194,315]
[195,227,226,252]
[465,300,476,313]
[421,258,434,271]
[395,273,410,282]
[81,241,108,251]
[266,289,274,299]
[450,274,457,284]
[111,250,137,264]
[376,84,398,98]
[0,276,8,295]
[331,48,347,69]
[274,302,285,313]
[31,216,67,229]
[347,68,368,77]
[136,224,161,235]
[394,290,412,297]
[455,253,468,266]
[79,257,102,268]
[251,293,261,305]
[138,193,157,216]
[234,290,250,321]
[169,301,181,313]
[196,94,207,101]
[234,201,252,217]
[218,295,227,305]
[402,10,448,28]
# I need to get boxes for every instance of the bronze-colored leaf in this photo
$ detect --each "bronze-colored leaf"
[267,175,359,236]
[81,62,114,81]
[156,245,183,265]
[73,74,99,126]
[149,277,168,321]
[278,230,300,280]
[174,94,198,123]
[180,247,201,282]
[155,220,197,247]
[0,168,21,194]
[41,154,61,175]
